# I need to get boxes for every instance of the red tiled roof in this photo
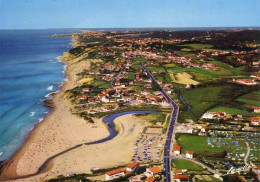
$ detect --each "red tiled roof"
[127,161,139,169]
[174,175,189,179]
[173,170,183,174]
[106,168,124,176]
[250,105,260,110]
[173,145,181,151]
[186,151,193,154]
[148,166,162,174]
[250,117,260,122]
[145,177,155,182]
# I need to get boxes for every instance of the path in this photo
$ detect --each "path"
[245,142,260,181]
[175,155,223,176]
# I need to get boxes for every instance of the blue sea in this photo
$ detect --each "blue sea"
[0,29,79,161]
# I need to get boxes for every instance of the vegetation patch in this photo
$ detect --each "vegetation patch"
[171,159,203,171]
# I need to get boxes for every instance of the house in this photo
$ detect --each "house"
[115,81,121,86]
[82,87,90,92]
[201,126,207,132]
[88,98,95,103]
[173,170,183,175]
[128,176,142,182]
[250,105,260,113]
[250,74,260,79]
[173,170,187,175]
[145,166,162,177]
[145,177,155,182]
[235,79,257,85]
[105,168,125,181]
[126,161,139,173]
[160,99,170,107]
[250,117,260,126]
[104,64,115,71]
[101,97,110,103]
[185,151,193,159]
[173,145,181,155]
[79,94,88,100]
[173,175,189,182]
[144,84,152,89]
[141,90,150,95]
[202,111,226,119]
[88,110,98,114]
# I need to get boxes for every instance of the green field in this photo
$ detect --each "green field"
[210,61,246,76]
[147,65,166,72]
[177,134,247,154]
[93,81,110,89]
[236,91,260,106]
[177,134,222,153]
[171,159,203,170]
[180,43,214,50]
[179,84,245,122]
[209,106,251,115]
[167,67,218,77]
[235,98,260,106]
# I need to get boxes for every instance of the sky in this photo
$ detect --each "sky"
[0,0,259,29]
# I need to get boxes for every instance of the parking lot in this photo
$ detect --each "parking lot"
[131,134,164,163]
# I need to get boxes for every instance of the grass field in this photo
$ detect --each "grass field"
[147,65,166,72]
[179,84,242,122]
[171,159,203,170]
[177,134,223,153]
[209,106,251,115]
[93,80,110,89]
[210,61,246,76]
[180,43,214,50]
[167,67,218,77]
[135,112,168,125]
[235,98,260,106]
[177,134,247,154]
[236,91,260,106]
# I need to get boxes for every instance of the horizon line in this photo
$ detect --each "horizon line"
[1,26,260,31]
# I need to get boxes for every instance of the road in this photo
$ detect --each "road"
[245,142,260,181]
[142,63,179,182]
[110,63,126,88]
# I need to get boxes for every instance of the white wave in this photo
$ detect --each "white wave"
[56,56,62,62]
[47,85,53,91]
[0,152,3,156]
[38,118,44,122]
[30,112,35,117]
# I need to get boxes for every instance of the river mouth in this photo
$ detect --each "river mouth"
[86,110,159,145]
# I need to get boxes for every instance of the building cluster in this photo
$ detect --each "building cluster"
[105,161,163,182]
[173,145,194,159]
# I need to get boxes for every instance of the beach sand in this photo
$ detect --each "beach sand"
[0,51,148,182]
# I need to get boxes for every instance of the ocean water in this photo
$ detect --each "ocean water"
[0,29,78,161]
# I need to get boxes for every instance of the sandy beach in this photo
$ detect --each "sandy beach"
[0,49,149,182]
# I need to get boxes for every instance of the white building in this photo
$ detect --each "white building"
[126,161,139,173]
[186,151,193,159]
[105,168,125,181]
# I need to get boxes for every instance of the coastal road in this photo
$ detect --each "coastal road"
[109,63,126,88]
[142,63,179,182]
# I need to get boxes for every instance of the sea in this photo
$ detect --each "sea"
[0,29,80,161]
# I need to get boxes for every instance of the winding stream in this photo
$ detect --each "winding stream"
[87,110,159,145]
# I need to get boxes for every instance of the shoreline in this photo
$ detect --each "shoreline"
[0,37,110,181]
